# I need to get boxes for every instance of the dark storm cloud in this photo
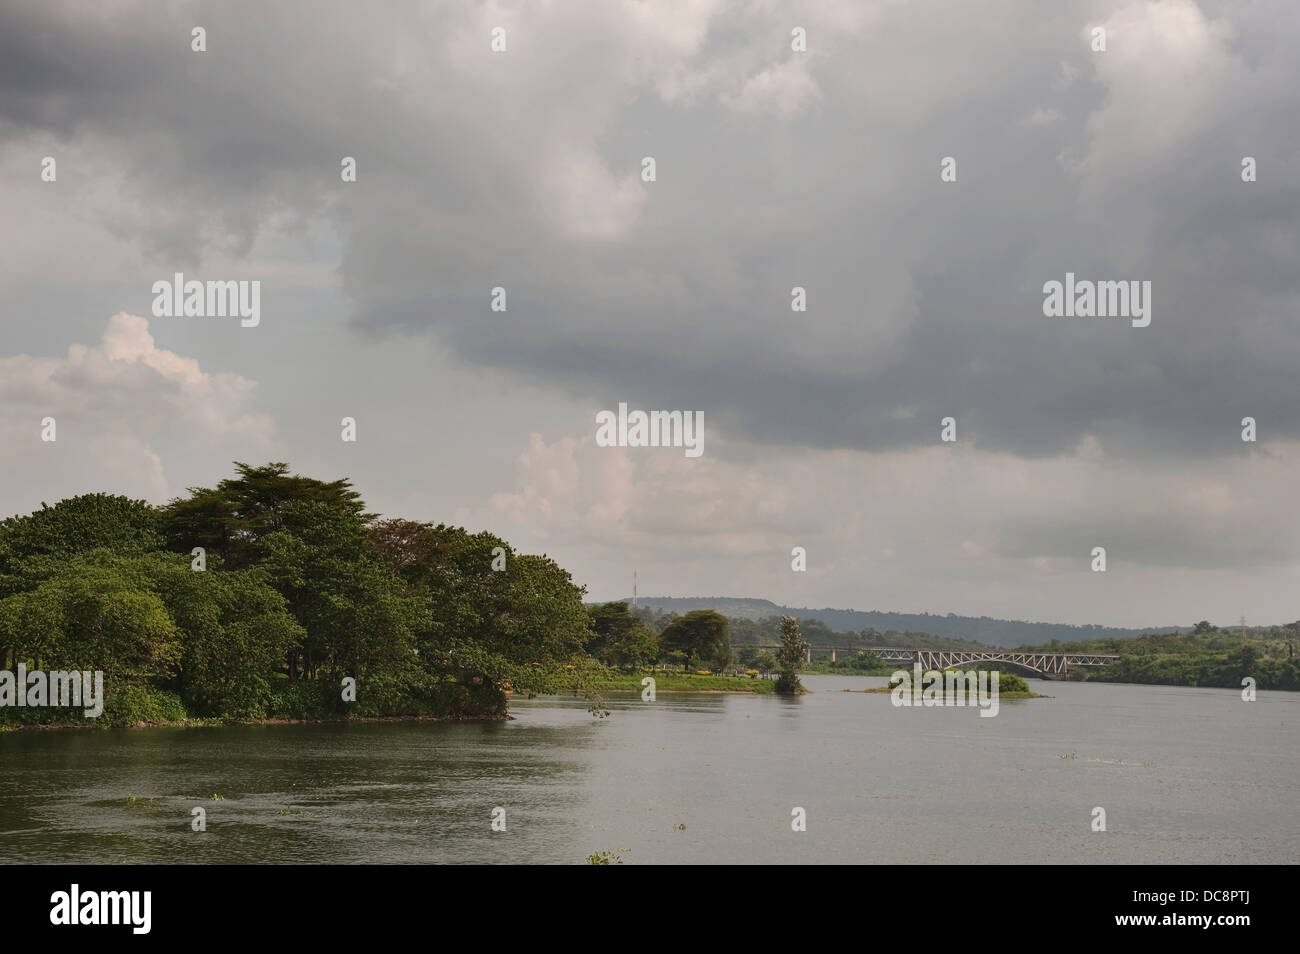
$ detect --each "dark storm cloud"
[3,0,1298,461]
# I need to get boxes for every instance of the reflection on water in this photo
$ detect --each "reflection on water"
[1,675,1295,863]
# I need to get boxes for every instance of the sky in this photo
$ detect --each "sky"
[1,0,1298,629]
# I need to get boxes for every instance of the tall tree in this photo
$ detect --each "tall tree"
[160,462,368,568]
[586,601,658,668]
[0,552,183,679]
[0,494,162,598]
[660,610,731,671]
[256,502,419,681]
[775,616,808,693]
[367,521,592,695]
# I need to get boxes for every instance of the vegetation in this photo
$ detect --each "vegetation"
[585,602,659,669]
[0,470,826,731]
[640,606,1300,693]
[0,463,595,727]
[988,671,1031,694]
[659,610,731,672]
[865,668,1044,698]
[800,652,896,675]
[8,475,1292,733]
[775,617,808,694]
[646,608,995,655]
[564,670,775,694]
[629,597,1167,646]
[1020,621,1300,690]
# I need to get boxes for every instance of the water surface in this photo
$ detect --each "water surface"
[1,675,1294,863]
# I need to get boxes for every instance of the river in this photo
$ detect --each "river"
[1,675,1295,863]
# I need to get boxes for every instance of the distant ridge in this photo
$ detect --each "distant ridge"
[622,596,1182,648]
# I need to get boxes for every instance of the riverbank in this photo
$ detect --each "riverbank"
[0,711,508,733]
[0,674,511,731]
[562,672,779,694]
[0,674,786,731]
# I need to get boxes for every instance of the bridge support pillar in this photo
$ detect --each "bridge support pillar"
[831,649,836,662]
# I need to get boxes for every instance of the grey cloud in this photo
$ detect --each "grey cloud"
[2,0,1298,463]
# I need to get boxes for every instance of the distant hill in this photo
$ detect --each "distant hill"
[623,597,1181,648]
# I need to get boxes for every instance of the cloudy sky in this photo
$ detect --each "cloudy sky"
[2,0,1297,628]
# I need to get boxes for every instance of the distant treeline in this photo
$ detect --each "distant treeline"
[631,605,1300,691]
[585,604,771,673]
[630,605,992,652]
[629,597,1177,647]
[1021,622,1300,691]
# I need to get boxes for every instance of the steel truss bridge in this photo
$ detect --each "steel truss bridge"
[859,647,1118,676]
[749,645,1119,677]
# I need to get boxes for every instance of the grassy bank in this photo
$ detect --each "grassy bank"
[1,671,779,731]
[557,671,778,694]
[859,670,1045,699]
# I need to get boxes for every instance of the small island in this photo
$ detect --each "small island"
[861,670,1046,699]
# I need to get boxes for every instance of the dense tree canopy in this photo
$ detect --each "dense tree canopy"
[585,601,659,669]
[775,616,807,693]
[0,464,597,725]
[159,461,368,569]
[367,519,592,695]
[660,609,731,671]
[0,494,162,599]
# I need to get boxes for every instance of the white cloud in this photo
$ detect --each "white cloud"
[483,427,1300,626]
[721,57,822,118]
[0,313,276,512]
[1079,1,1239,193]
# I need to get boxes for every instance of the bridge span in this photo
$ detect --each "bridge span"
[752,645,1120,676]
[859,647,1118,676]
[747,644,1119,676]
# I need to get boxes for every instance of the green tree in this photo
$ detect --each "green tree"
[0,494,162,600]
[0,465,616,723]
[608,626,660,669]
[0,549,308,720]
[660,610,730,671]
[256,503,420,682]
[1226,643,1259,677]
[367,521,591,698]
[775,616,807,693]
[160,461,367,568]
[587,602,658,668]
[162,466,414,684]
[149,557,306,717]
[0,552,182,680]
